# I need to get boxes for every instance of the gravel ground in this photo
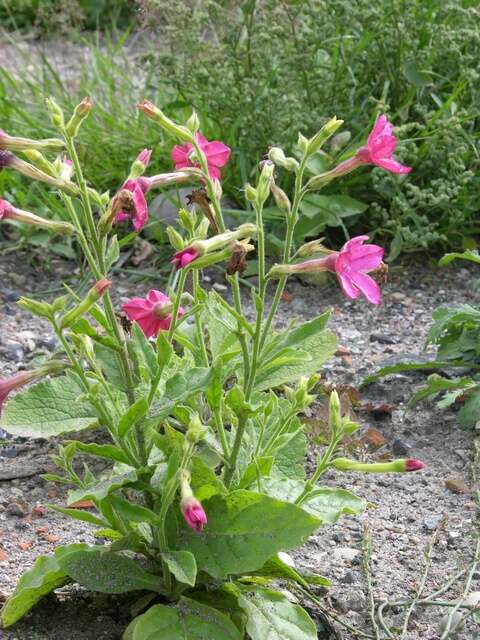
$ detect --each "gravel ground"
[0,253,479,639]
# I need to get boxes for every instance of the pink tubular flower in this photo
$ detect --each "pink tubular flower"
[171,247,200,270]
[171,133,231,180]
[327,235,384,305]
[0,198,13,219]
[115,179,149,232]
[357,115,412,174]
[0,362,65,416]
[121,290,184,338]
[181,495,208,532]
[405,458,426,472]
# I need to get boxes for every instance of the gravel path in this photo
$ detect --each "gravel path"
[0,254,478,639]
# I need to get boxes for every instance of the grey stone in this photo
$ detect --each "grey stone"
[392,438,411,456]
[6,502,27,517]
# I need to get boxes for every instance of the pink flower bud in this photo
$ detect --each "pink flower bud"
[171,247,200,270]
[180,495,208,532]
[137,149,152,168]
[405,458,426,472]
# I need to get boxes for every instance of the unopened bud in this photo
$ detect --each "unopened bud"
[166,225,185,251]
[186,414,207,444]
[332,457,426,473]
[137,100,193,142]
[306,116,344,156]
[328,390,342,433]
[46,97,65,128]
[60,279,111,328]
[330,131,351,153]
[65,97,93,138]
[245,183,257,203]
[186,110,200,134]
[297,133,309,154]
[297,239,328,257]
[268,147,299,172]
[257,161,274,206]
[271,182,291,213]
[129,148,152,179]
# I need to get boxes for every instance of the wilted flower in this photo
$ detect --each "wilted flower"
[122,290,184,338]
[172,133,231,180]
[171,247,200,270]
[114,179,149,232]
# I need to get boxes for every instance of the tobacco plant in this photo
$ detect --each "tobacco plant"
[0,99,424,638]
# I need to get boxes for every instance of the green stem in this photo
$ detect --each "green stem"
[259,160,307,354]
[192,270,209,366]
[295,434,342,505]
[167,269,188,342]
[224,413,248,489]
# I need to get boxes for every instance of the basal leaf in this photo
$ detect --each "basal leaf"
[57,546,163,594]
[177,491,319,579]
[0,376,97,438]
[238,586,318,640]
[1,544,87,627]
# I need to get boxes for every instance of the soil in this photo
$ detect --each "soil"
[0,252,479,640]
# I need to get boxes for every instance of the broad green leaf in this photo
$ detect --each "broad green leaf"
[67,470,137,505]
[262,480,365,523]
[48,505,109,528]
[109,495,157,524]
[64,441,129,464]
[238,586,318,640]
[118,398,149,438]
[95,343,127,389]
[1,544,87,627]
[0,376,97,438]
[161,551,197,586]
[58,546,163,594]
[206,291,241,361]
[256,314,336,390]
[188,585,246,634]
[190,455,226,500]
[305,487,366,523]
[150,367,215,419]
[177,491,319,579]
[125,598,242,640]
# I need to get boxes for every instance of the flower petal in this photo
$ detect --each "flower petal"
[171,144,189,165]
[374,157,412,174]
[349,271,382,304]
[337,273,361,300]
[347,244,384,271]
[203,141,231,167]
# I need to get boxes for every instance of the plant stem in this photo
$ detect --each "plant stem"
[295,434,342,505]
[167,269,188,342]
[192,270,209,366]
[259,159,307,354]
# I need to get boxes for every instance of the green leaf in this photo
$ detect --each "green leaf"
[238,585,318,640]
[150,367,215,420]
[177,491,319,579]
[48,505,109,528]
[458,387,480,429]
[130,322,158,379]
[190,455,226,500]
[256,313,336,390]
[95,343,127,389]
[67,470,138,505]
[305,487,366,523]
[206,291,241,361]
[0,544,87,628]
[64,441,129,464]
[439,249,480,266]
[250,554,330,588]
[0,376,97,438]
[57,546,163,594]
[105,234,120,270]
[407,374,474,408]
[124,598,242,640]
[238,457,274,489]
[109,495,157,525]
[161,551,197,586]
[118,398,149,438]
[360,359,480,388]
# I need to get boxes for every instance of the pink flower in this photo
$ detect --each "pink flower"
[121,290,184,338]
[405,458,426,472]
[171,247,200,270]
[357,115,412,174]
[115,179,149,232]
[181,496,208,532]
[0,198,13,219]
[0,363,65,415]
[171,133,231,180]
[327,235,384,305]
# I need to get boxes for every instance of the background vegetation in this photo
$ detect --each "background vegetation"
[0,0,478,259]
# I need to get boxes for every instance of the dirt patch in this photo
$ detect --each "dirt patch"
[0,253,478,639]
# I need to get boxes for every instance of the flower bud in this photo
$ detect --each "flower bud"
[137,100,193,142]
[179,470,207,532]
[328,389,342,434]
[330,130,351,153]
[59,157,73,181]
[60,279,112,329]
[166,225,185,251]
[268,147,299,172]
[46,97,65,128]
[65,97,93,137]
[0,361,66,415]
[257,160,274,207]
[245,183,258,203]
[186,110,200,133]
[297,239,328,257]
[331,457,426,473]
[306,116,344,156]
[23,149,56,175]
[297,133,309,154]
[0,198,75,235]
[186,413,207,444]
[128,149,153,179]
[271,182,291,213]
